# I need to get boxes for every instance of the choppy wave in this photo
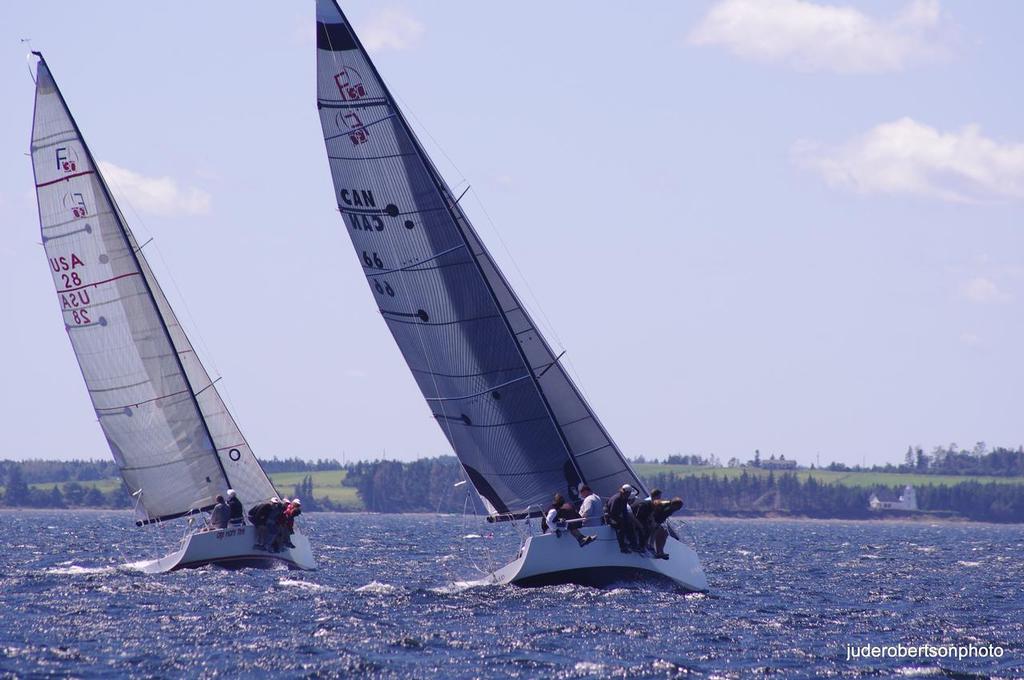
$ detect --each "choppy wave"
[354,580,402,594]
[1,512,1021,678]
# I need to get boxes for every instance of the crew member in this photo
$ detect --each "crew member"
[280,498,302,549]
[578,485,603,527]
[651,497,684,559]
[542,493,595,547]
[226,489,244,526]
[606,484,640,553]
[632,488,663,553]
[209,495,230,530]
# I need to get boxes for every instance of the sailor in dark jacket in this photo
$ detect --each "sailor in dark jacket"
[249,498,275,550]
[632,488,662,553]
[651,497,684,559]
[226,489,244,526]
[606,484,640,553]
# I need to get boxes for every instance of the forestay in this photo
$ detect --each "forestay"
[29,55,276,523]
[315,0,645,516]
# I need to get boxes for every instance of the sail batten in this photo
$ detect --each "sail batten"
[316,0,647,515]
[30,54,276,522]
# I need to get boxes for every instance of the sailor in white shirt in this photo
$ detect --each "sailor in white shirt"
[578,485,603,527]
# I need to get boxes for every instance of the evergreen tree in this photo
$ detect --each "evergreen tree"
[2,467,30,506]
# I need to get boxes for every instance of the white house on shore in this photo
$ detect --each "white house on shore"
[869,485,918,511]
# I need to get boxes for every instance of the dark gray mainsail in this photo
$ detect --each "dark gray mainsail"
[315,1,645,516]
[29,54,277,524]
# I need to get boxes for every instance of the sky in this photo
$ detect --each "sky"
[1,1,1021,466]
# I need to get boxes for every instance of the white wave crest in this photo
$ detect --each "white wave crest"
[355,581,402,594]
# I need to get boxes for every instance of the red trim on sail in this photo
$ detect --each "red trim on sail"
[56,271,140,294]
[36,170,95,187]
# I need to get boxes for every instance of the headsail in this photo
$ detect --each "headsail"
[29,54,276,523]
[315,1,645,516]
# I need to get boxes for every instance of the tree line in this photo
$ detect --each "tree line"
[4,456,1024,522]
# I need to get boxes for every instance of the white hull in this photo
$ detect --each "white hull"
[134,525,316,574]
[487,525,708,592]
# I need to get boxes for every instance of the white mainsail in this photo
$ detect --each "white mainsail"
[29,54,276,524]
[315,1,646,517]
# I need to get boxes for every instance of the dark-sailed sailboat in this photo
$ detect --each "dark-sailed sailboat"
[314,2,706,590]
[28,53,315,573]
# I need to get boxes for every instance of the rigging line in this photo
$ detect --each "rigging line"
[535,350,566,379]
[193,376,223,397]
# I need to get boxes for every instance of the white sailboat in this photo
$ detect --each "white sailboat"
[28,53,315,573]
[314,2,706,591]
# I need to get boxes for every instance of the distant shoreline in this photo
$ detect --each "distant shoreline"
[2,507,1019,526]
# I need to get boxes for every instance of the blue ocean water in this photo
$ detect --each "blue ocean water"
[0,511,1021,678]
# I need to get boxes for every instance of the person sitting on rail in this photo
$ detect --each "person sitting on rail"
[606,484,641,553]
[208,495,230,530]
[226,489,245,526]
[541,493,595,547]
[279,498,301,549]
[265,498,288,552]
[651,497,684,559]
[578,485,604,527]
[631,488,663,554]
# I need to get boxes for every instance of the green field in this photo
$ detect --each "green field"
[18,470,362,510]
[29,478,123,494]
[633,464,1024,488]
[268,470,361,510]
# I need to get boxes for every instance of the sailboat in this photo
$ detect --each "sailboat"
[28,53,315,573]
[314,2,706,591]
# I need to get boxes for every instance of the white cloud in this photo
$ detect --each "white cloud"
[688,0,950,73]
[98,161,211,217]
[959,277,1010,304]
[361,8,424,51]
[793,118,1024,203]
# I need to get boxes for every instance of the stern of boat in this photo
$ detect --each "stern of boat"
[134,525,317,573]
[491,524,708,592]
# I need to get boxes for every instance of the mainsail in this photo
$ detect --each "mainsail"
[29,54,277,524]
[315,1,645,516]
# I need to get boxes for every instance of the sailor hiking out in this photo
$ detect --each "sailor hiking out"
[541,493,595,547]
